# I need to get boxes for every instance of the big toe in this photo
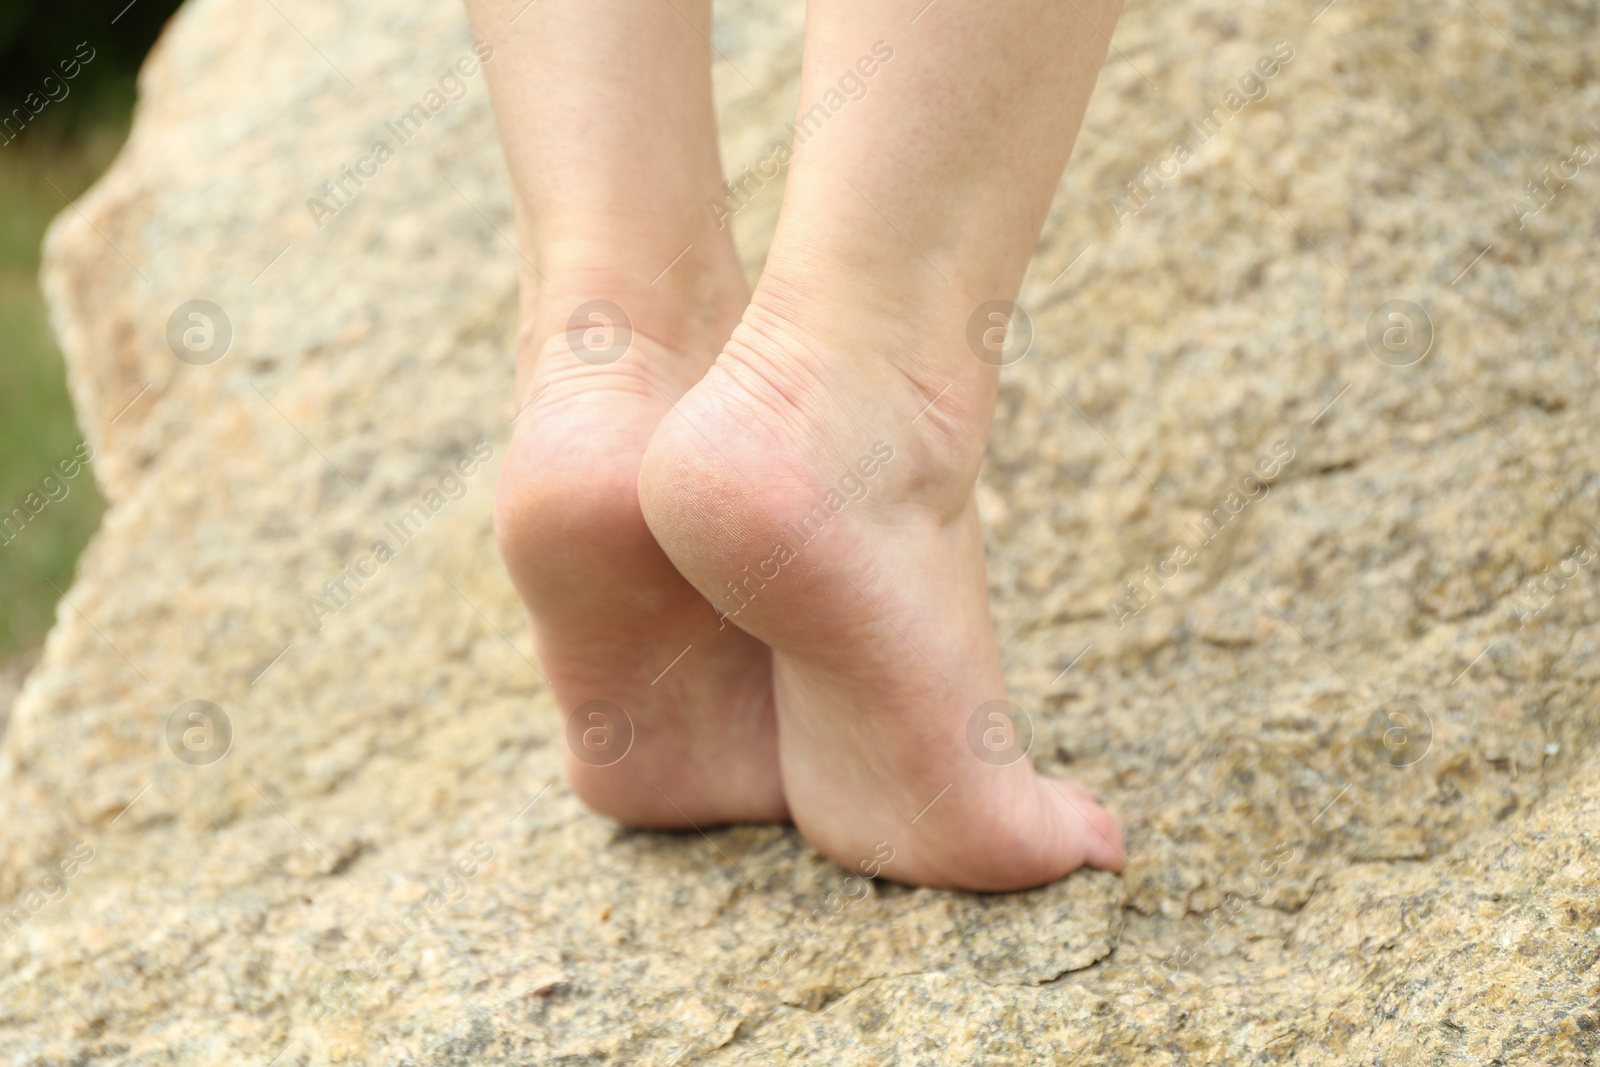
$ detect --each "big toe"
[1043,778,1126,873]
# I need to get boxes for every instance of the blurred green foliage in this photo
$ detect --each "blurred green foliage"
[1,1,184,661]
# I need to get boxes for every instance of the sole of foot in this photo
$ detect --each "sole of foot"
[638,282,1124,890]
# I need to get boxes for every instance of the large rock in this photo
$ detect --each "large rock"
[4,0,1598,1062]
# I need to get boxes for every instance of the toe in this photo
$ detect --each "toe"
[1043,777,1126,874]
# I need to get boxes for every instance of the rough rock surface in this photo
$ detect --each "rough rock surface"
[4,0,1599,1062]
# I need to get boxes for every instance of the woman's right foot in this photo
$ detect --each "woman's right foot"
[638,263,1125,891]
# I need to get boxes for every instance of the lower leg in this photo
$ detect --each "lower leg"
[468,0,747,361]
[641,0,1125,887]
[466,0,784,826]
[768,0,1120,330]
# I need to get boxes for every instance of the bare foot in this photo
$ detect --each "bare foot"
[496,261,787,829]
[462,0,790,828]
[638,270,1124,890]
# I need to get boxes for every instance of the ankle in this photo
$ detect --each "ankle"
[754,227,969,342]
[646,280,996,533]
[736,257,999,453]
[521,241,749,378]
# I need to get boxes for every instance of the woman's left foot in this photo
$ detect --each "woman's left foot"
[496,255,789,830]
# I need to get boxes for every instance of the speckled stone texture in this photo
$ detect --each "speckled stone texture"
[4,0,1598,1062]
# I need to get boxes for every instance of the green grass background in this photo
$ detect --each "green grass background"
[1,1,184,663]
[0,131,121,659]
